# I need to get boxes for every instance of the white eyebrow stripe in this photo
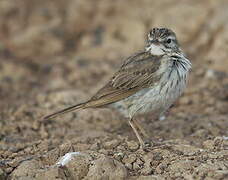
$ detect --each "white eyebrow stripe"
[167,36,176,40]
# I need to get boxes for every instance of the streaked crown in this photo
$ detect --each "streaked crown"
[147,28,180,51]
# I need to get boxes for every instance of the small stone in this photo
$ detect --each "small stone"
[63,153,91,179]
[122,154,137,164]
[103,139,120,149]
[90,142,100,150]
[127,141,139,151]
[203,137,223,150]
[203,140,214,150]
[10,159,41,179]
[122,154,137,170]
[113,152,124,161]
[86,155,127,179]
[98,149,109,155]
[133,158,144,171]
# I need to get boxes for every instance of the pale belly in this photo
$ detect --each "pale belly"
[111,70,187,118]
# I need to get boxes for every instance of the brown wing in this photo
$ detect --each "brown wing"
[84,51,163,108]
[43,51,163,120]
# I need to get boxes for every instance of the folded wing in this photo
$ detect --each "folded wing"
[85,51,162,108]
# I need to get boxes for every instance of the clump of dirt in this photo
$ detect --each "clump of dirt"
[0,0,228,179]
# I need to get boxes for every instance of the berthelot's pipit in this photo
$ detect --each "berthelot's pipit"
[43,28,192,148]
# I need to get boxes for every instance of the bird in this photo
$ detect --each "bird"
[43,27,192,148]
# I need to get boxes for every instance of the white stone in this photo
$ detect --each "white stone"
[56,152,81,167]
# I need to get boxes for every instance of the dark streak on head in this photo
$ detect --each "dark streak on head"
[147,27,180,52]
[149,28,176,40]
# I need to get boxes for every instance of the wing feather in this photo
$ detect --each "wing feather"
[85,51,163,108]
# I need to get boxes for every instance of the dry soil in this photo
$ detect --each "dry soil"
[0,0,228,179]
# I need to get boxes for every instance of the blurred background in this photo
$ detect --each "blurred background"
[0,0,228,179]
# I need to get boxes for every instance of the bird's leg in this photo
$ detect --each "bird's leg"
[128,118,145,148]
[132,119,149,139]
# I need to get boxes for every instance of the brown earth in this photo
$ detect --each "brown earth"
[0,0,228,179]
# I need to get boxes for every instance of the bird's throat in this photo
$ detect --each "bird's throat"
[147,44,165,56]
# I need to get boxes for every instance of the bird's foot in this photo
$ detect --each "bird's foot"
[140,139,170,151]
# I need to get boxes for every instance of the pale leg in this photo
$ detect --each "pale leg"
[128,119,145,148]
[132,119,149,139]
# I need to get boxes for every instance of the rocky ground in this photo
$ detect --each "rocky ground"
[0,0,228,179]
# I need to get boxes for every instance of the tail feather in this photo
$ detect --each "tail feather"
[43,102,86,120]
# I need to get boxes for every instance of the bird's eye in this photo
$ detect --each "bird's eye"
[166,38,172,44]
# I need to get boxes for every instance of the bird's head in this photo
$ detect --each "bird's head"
[146,28,180,55]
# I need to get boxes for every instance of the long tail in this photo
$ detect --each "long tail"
[43,102,86,120]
